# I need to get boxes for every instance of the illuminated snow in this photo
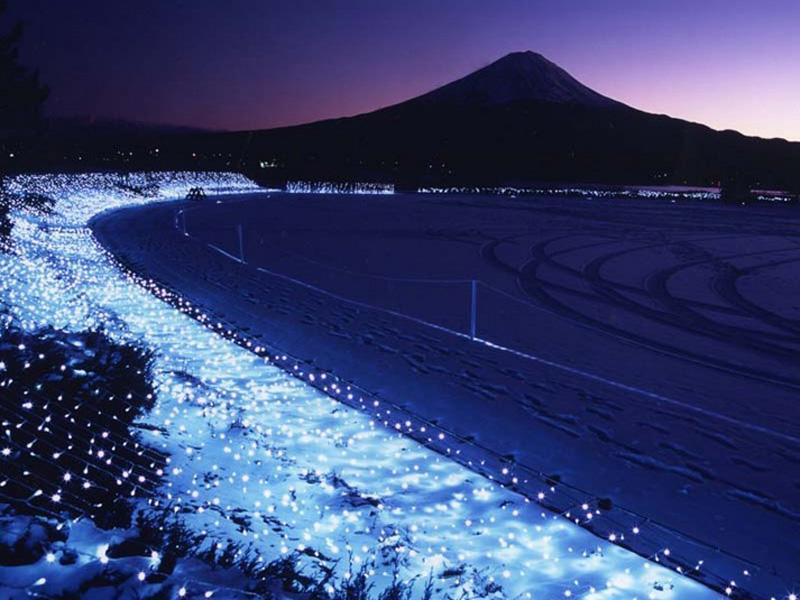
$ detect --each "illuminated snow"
[0,172,720,597]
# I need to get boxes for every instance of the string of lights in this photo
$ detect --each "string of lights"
[286,181,395,194]
[418,186,721,201]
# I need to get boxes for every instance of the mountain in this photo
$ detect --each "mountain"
[236,51,800,190]
[5,51,798,189]
[412,51,623,109]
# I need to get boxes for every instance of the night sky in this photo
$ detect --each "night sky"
[7,0,800,140]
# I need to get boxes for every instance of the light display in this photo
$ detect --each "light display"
[418,186,719,201]
[0,171,775,598]
[286,181,395,194]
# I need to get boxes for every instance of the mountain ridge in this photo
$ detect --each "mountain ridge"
[234,51,799,189]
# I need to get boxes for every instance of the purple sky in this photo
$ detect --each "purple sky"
[7,0,800,140]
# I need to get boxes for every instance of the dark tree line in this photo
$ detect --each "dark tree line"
[0,0,48,133]
[1,0,48,243]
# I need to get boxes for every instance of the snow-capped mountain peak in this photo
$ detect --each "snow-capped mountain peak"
[417,50,622,108]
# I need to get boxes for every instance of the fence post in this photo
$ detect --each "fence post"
[470,279,477,340]
[237,223,245,263]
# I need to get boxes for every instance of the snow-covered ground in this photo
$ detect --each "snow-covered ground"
[93,191,800,599]
[0,174,725,598]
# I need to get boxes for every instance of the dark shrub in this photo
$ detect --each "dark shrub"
[0,322,166,528]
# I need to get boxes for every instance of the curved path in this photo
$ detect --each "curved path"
[92,192,800,598]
